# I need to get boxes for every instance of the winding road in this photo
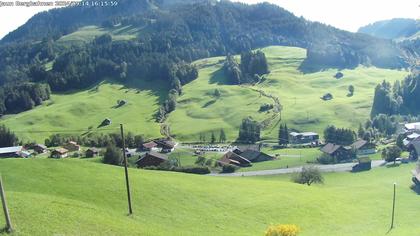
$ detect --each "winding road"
[209,160,386,177]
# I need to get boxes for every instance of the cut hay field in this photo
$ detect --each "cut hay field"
[168,46,409,142]
[0,81,165,143]
[0,158,418,235]
[56,25,140,45]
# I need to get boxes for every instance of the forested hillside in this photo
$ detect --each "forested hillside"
[0,0,415,117]
[358,18,419,40]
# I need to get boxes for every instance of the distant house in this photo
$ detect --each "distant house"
[33,144,47,154]
[234,149,274,163]
[351,140,376,156]
[85,148,100,158]
[136,152,168,168]
[403,122,420,134]
[403,133,420,147]
[141,141,160,152]
[408,141,420,160]
[64,141,80,152]
[218,151,252,167]
[352,157,372,172]
[320,143,353,161]
[0,146,26,158]
[289,132,320,145]
[51,148,69,158]
[155,140,176,153]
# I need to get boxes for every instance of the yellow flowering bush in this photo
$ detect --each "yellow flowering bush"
[265,224,300,236]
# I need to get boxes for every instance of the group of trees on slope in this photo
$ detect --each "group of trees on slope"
[371,72,420,117]
[223,50,269,84]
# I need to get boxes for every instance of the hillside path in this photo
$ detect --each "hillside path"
[208,160,386,177]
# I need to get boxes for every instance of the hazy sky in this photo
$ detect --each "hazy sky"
[0,0,419,39]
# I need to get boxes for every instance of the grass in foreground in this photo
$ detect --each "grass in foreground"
[0,158,419,235]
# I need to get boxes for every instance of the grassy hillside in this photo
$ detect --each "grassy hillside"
[0,46,409,143]
[0,81,165,143]
[168,46,409,141]
[0,158,418,235]
[56,25,140,45]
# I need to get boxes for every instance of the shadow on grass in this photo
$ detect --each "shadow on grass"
[386,163,401,168]
[202,100,216,108]
[209,68,231,85]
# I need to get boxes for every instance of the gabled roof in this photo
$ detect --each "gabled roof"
[0,146,22,154]
[239,149,273,162]
[34,144,47,149]
[142,141,158,149]
[53,148,68,154]
[220,151,251,165]
[352,140,368,150]
[138,151,168,162]
[155,140,175,148]
[320,143,342,155]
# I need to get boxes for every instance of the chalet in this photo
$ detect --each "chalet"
[141,141,160,152]
[351,140,376,156]
[33,144,47,154]
[85,148,100,158]
[352,157,372,172]
[234,149,274,163]
[155,140,176,153]
[51,148,69,158]
[289,132,320,145]
[403,122,420,134]
[320,143,353,162]
[64,141,80,152]
[403,133,420,147]
[0,146,25,158]
[136,152,168,168]
[408,141,420,160]
[218,151,252,167]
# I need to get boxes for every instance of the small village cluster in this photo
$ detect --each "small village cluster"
[2,122,420,173]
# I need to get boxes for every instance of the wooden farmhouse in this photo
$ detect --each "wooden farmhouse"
[51,148,69,158]
[136,152,168,168]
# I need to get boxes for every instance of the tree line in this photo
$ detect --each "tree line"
[371,72,420,117]
[223,50,269,84]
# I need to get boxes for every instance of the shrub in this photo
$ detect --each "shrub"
[221,164,238,173]
[103,143,122,166]
[317,153,337,164]
[292,166,323,186]
[173,166,210,175]
[259,103,274,112]
[265,224,300,236]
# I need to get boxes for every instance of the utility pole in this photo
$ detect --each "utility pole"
[391,183,397,229]
[120,124,133,215]
[0,176,13,232]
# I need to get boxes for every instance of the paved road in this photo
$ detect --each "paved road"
[208,160,386,177]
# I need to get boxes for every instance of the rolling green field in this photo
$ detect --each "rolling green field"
[0,158,418,235]
[0,81,165,143]
[0,46,409,143]
[168,46,409,141]
[56,25,140,45]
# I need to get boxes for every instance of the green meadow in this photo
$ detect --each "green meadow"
[56,25,140,45]
[169,46,409,141]
[0,46,409,143]
[0,81,165,143]
[0,158,418,235]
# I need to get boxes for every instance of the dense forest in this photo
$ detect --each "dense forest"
[371,72,420,117]
[0,0,417,115]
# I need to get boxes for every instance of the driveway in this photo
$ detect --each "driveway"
[208,160,386,177]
